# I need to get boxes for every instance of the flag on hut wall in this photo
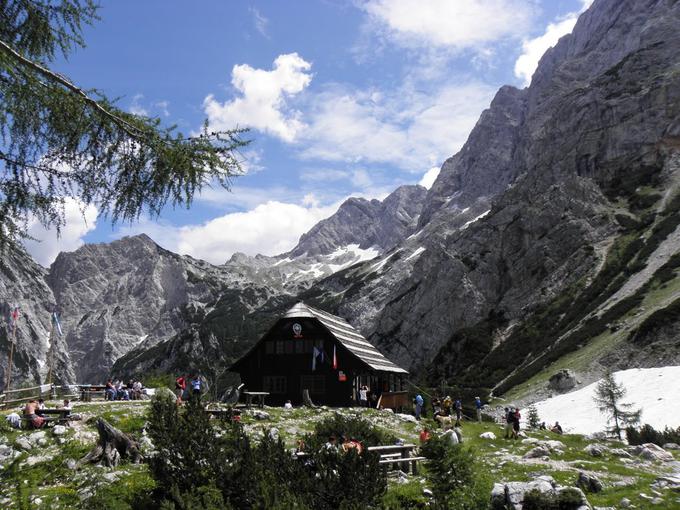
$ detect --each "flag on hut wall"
[10,306,19,327]
[332,345,338,370]
[52,312,63,336]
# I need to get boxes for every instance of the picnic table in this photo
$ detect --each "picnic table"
[242,391,269,408]
[368,444,425,475]
[37,408,72,420]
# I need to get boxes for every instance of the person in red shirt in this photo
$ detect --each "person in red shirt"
[175,374,186,404]
[419,427,431,443]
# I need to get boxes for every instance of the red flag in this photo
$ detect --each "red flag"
[10,307,19,326]
[332,345,338,370]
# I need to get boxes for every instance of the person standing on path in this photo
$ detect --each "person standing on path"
[359,385,369,407]
[475,396,482,422]
[454,397,463,427]
[414,394,424,420]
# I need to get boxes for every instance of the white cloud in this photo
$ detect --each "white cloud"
[360,0,535,51]
[514,0,594,86]
[419,166,440,189]
[129,93,148,116]
[250,7,269,37]
[23,199,98,266]
[297,81,495,171]
[203,53,312,142]
[120,200,341,264]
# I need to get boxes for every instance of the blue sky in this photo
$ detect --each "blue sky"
[24,0,592,265]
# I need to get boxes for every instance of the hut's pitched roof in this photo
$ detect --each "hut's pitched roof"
[284,302,408,374]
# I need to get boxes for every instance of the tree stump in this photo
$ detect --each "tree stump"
[302,389,317,408]
[80,418,142,467]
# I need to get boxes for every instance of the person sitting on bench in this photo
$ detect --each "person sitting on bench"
[24,400,45,429]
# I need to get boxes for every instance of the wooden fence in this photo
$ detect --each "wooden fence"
[0,384,78,409]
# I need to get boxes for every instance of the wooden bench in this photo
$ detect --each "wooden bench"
[79,385,108,401]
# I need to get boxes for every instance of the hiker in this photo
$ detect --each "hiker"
[323,435,339,452]
[512,408,521,438]
[132,380,143,400]
[475,396,483,422]
[359,384,369,407]
[551,421,563,435]
[190,374,203,400]
[24,400,45,429]
[61,399,72,410]
[419,427,431,443]
[504,408,514,439]
[175,374,186,403]
[432,397,442,418]
[454,397,463,427]
[414,393,424,420]
[37,398,45,411]
[539,421,547,430]
[5,412,21,429]
[284,400,293,409]
[105,379,116,401]
[342,437,363,454]
[442,395,453,416]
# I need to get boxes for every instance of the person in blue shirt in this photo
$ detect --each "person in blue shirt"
[414,394,424,420]
[454,398,463,427]
[475,396,483,422]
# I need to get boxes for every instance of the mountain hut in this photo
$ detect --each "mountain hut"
[229,302,409,407]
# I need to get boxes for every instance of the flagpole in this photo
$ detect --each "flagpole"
[5,316,16,392]
[47,317,55,386]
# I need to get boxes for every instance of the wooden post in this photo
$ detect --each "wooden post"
[5,313,17,392]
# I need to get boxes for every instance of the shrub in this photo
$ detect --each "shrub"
[304,412,396,451]
[421,435,489,509]
[523,488,585,510]
[527,405,541,429]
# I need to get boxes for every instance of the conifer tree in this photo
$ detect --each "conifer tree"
[527,404,540,429]
[593,371,641,439]
[0,1,247,245]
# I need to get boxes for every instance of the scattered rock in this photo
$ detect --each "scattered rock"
[652,475,680,492]
[480,432,496,440]
[24,455,50,467]
[53,425,67,436]
[524,445,551,459]
[64,458,78,470]
[543,440,566,451]
[102,472,120,483]
[576,471,603,493]
[521,437,539,445]
[635,443,674,462]
[584,444,604,457]
[663,442,679,450]
[619,499,632,509]
[395,413,417,423]
[422,488,433,498]
[253,410,270,420]
[548,369,578,392]
[610,448,632,458]
[15,436,32,451]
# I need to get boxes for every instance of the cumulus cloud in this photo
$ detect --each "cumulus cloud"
[23,199,98,266]
[297,81,495,171]
[120,200,341,264]
[514,0,594,86]
[360,0,535,51]
[129,93,148,116]
[203,53,312,142]
[418,166,440,189]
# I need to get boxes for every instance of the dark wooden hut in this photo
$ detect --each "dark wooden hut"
[230,302,408,407]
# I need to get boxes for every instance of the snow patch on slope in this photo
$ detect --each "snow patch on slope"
[529,366,680,435]
[461,210,490,230]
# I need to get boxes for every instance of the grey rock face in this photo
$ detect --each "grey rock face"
[291,185,426,257]
[549,370,578,392]
[576,471,603,493]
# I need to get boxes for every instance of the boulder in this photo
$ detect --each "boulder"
[620,498,631,508]
[480,432,497,440]
[543,440,566,451]
[15,436,32,451]
[548,369,578,392]
[584,444,604,457]
[442,429,459,445]
[253,410,270,420]
[491,483,506,509]
[395,413,417,423]
[662,442,679,450]
[505,478,555,507]
[522,437,539,445]
[576,471,603,493]
[636,443,674,462]
[524,445,551,459]
[52,425,67,436]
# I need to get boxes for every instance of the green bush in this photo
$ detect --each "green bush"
[304,412,396,451]
[421,435,490,509]
[144,394,388,509]
[523,488,584,510]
